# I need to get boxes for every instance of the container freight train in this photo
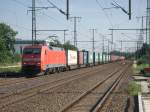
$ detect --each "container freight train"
[22,45,125,74]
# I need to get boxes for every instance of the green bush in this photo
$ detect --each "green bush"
[128,82,141,96]
[137,54,150,65]
[0,53,21,65]
[13,54,21,63]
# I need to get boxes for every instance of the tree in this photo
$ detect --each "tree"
[0,23,17,54]
[63,41,78,50]
[136,43,150,65]
[0,23,18,63]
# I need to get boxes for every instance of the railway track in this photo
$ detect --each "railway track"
[59,63,131,112]
[0,63,114,87]
[0,65,107,96]
[0,63,117,109]
[99,63,133,112]
[0,62,118,97]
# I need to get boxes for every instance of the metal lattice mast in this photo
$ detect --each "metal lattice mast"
[32,0,36,44]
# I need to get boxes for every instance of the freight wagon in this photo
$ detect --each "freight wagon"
[94,52,99,65]
[99,53,103,64]
[88,51,94,66]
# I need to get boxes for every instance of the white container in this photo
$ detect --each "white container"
[67,50,77,65]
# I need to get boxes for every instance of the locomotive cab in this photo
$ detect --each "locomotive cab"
[22,45,42,72]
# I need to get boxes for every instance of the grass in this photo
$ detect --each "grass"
[128,81,141,96]
[132,63,150,74]
[0,66,21,73]
[0,62,21,67]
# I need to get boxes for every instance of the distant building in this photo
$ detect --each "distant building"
[14,40,46,54]
[14,37,62,54]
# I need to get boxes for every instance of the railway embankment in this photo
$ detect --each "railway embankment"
[132,61,150,112]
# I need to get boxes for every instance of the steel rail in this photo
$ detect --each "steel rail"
[0,62,114,87]
[91,64,131,112]
[0,64,114,109]
[59,64,126,112]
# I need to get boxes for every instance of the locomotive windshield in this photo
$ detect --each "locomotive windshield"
[23,48,41,54]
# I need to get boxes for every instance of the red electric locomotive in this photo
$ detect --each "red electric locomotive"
[22,45,66,73]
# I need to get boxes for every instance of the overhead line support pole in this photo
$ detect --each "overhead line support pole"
[70,16,81,47]
[66,0,69,20]
[89,29,96,52]
[129,0,131,20]
[32,0,36,45]
[102,35,105,63]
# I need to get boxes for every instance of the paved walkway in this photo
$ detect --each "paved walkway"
[134,75,150,112]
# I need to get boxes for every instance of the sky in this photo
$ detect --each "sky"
[0,0,147,52]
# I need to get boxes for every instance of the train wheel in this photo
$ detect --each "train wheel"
[44,69,49,75]
[50,68,54,74]
[56,67,60,73]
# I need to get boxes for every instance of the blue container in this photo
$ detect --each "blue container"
[83,51,88,65]
[95,52,99,63]
[93,52,99,64]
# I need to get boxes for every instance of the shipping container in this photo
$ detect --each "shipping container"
[111,55,119,62]
[94,52,99,64]
[88,51,93,64]
[99,53,103,63]
[108,55,111,62]
[78,51,84,65]
[119,56,125,61]
[83,51,88,65]
[103,54,106,63]
[106,54,110,63]
[67,50,78,65]
[105,54,108,63]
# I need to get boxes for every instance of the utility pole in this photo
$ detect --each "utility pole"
[66,0,69,20]
[32,0,36,45]
[120,40,123,54]
[129,0,131,20]
[147,0,150,44]
[63,30,67,44]
[89,29,96,52]
[30,0,70,45]
[137,16,147,44]
[70,17,81,47]
[111,30,113,48]
[99,34,105,63]
[109,30,113,51]
[139,16,144,46]
[102,35,105,63]
[119,40,143,59]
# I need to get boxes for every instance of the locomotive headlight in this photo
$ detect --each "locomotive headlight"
[23,62,27,65]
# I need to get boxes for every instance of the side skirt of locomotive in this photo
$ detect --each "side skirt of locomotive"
[44,64,67,75]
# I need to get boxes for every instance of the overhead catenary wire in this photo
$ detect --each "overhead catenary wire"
[95,0,114,28]
[2,0,31,32]
[12,0,30,8]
